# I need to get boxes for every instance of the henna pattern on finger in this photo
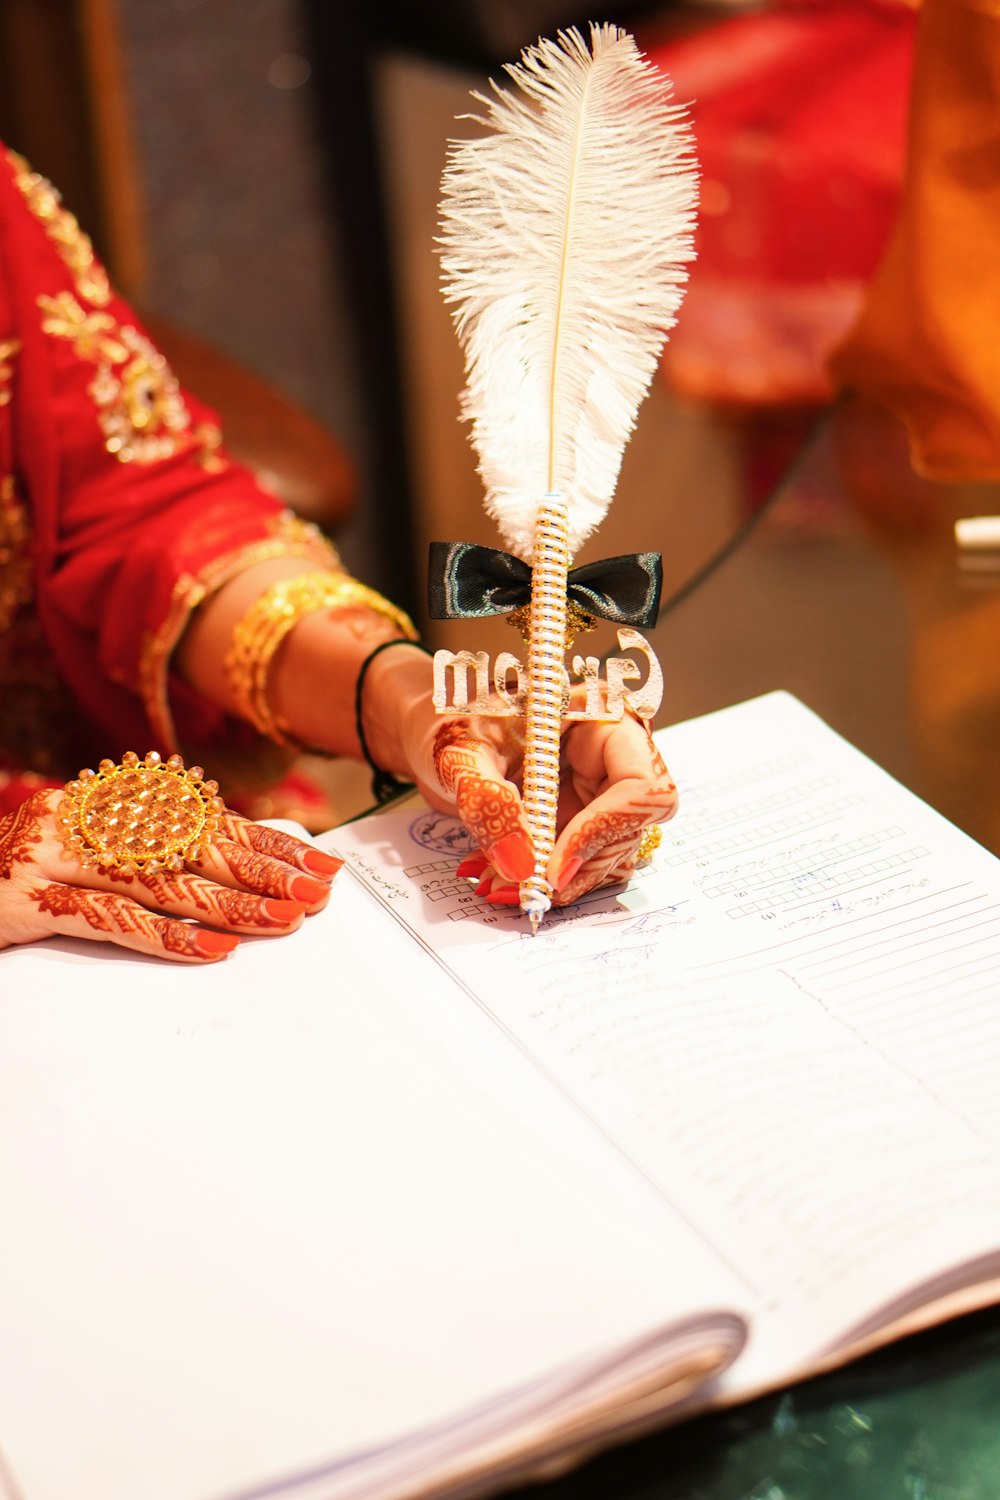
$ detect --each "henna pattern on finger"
[553,852,634,908]
[159,922,218,958]
[32,883,122,933]
[214,841,275,892]
[555,858,619,907]
[458,778,524,852]
[431,724,529,868]
[432,723,485,796]
[207,839,297,897]
[649,742,668,777]
[105,867,214,913]
[220,814,337,874]
[248,825,326,868]
[211,886,299,928]
[148,870,211,912]
[33,882,153,937]
[106,867,294,929]
[0,791,49,879]
[562,810,648,866]
[631,782,677,815]
[553,776,678,904]
[628,712,669,777]
[552,808,652,903]
[30,881,205,956]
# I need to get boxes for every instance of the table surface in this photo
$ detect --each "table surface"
[516,397,1000,1500]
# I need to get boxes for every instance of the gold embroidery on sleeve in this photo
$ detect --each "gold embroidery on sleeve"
[37,292,126,362]
[191,422,227,474]
[0,338,21,407]
[0,475,33,634]
[89,324,190,463]
[7,150,112,307]
[9,147,226,470]
[37,290,225,467]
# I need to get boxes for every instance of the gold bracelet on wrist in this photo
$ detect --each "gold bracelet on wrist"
[223,571,417,746]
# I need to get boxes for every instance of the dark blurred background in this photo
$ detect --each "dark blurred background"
[0,0,916,636]
[0,0,687,612]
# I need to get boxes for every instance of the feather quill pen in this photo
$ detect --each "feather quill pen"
[438,23,698,926]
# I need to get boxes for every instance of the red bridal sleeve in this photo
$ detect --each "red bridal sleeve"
[0,146,339,764]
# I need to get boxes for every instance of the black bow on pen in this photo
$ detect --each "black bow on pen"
[427,542,662,627]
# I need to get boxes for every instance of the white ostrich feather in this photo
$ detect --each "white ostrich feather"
[438,23,698,560]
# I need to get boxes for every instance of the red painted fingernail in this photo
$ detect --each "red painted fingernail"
[456,854,488,878]
[553,855,583,894]
[477,874,495,897]
[291,876,330,904]
[264,899,307,923]
[485,885,520,907]
[302,850,343,877]
[487,832,535,883]
[196,931,240,956]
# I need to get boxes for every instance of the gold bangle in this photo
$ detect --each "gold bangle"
[224,571,417,746]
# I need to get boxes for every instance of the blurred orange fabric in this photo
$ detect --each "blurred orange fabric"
[831,0,1000,479]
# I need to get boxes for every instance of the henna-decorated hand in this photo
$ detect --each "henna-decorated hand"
[0,790,341,963]
[404,698,677,909]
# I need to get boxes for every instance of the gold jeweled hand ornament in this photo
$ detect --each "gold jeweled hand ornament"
[56,751,225,874]
[432,25,698,929]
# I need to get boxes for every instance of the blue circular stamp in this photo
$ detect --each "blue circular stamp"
[409,811,475,857]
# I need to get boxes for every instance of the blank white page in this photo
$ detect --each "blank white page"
[0,860,742,1500]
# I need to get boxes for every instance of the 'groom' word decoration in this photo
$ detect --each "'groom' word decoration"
[428,540,664,720]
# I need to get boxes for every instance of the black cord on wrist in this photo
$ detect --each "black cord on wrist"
[354,638,433,804]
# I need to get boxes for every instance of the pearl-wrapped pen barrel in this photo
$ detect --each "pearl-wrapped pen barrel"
[519,497,570,931]
[436,27,698,927]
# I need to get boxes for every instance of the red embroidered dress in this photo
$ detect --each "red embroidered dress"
[0,148,336,809]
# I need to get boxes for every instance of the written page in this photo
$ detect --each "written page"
[328,693,1000,1386]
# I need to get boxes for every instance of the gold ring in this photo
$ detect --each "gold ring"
[636,824,662,864]
[56,751,226,875]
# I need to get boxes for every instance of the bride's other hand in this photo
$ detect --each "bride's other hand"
[0,786,341,962]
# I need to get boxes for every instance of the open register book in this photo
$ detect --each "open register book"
[3,692,1000,1500]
